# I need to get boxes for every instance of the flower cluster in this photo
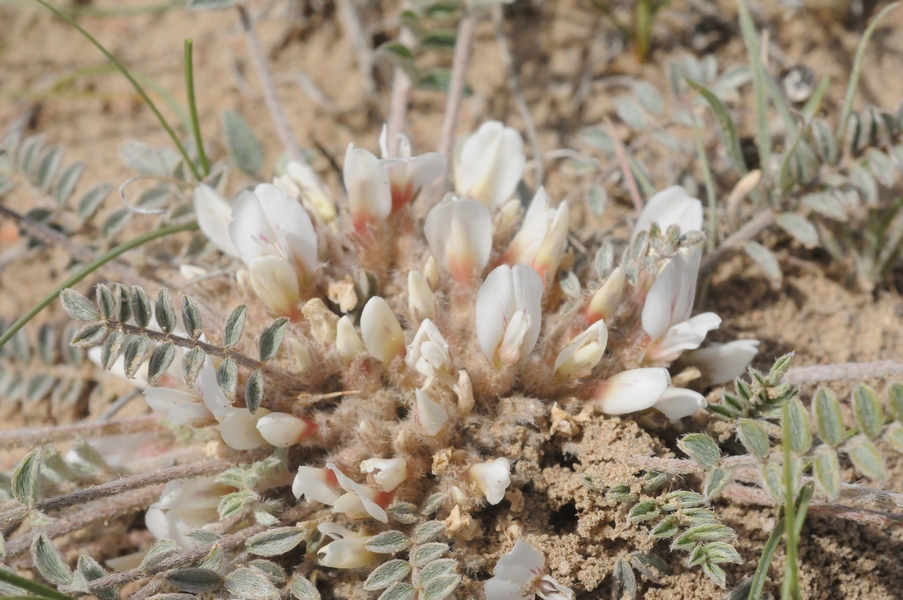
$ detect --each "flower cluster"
[141,120,757,586]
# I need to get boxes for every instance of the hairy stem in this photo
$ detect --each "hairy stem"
[606,118,643,214]
[236,3,302,163]
[0,415,162,450]
[784,360,903,385]
[439,12,476,162]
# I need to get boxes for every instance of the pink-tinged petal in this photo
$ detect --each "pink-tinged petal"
[683,339,760,385]
[456,121,526,208]
[475,265,517,364]
[501,186,552,267]
[493,539,545,584]
[193,184,239,257]
[654,387,706,421]
[424,195,492,285]
[594,368,671,415]
[641,249,703,342]
[360,297,406,366]
[248,256,302,317]
[632,185,703,239]
[293,466,343,505]
[532,201,570,282]
[229,190,276,267]
[343,144,391,232]
[586,266,625,324]
[648,312,722,362]
[218,408,268,450]
[252,183,319,277]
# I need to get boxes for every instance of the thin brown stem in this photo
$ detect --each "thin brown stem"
[605,118,643,214]
[492,7,543,186]
[386,19,415,155]
[112,321,307,390]
[439,12,476,164]
[236,2,302,163]
[784,360,903,385]
[335,0,376,100]
[0,415,162,450]
[699,209,775,276]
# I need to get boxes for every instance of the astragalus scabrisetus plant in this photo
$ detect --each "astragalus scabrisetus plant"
[55,120,759,598]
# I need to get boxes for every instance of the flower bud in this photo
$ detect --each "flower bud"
[336,315,365,362]
[454,370,474,415]
[218,407,270,450]
[289,339,311,373]
[407,270,434,321]
[585,266,625,324]
[360,457,408,492]
[424,195,493,286]
[256,412,314,447]
[424,256,439,291]
[274,160,337,223]
[317,523,375,569]
[554,321,608,377]
[293,466,342,505]
[416,389,449,437]
[360,297,406,366]
[406,320,454,386]
[592,368,671,415]
[468,457,511,505]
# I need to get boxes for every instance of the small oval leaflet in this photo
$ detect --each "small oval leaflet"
[379,582,415,600]
[703,467,732,500]
[813,446,841,500]
[289,574,321,600]
[60,289,99,322]
[139,539,181,572]
[846,437,887,481]
[611,559,637,600]
[363,559,411,591]
[70,323,108,348]
[124,336,151,379]
[147,342,176,385]
[224,566,279,600]
[155,289,177,334]
[736,419,770,461]
[246,370,265,413]
[812,387,845,447]
[785,398,812,455]
[677,433,721,469]
[131,285,153,328]
[223,304,249,349]
[32,534,73,586]
[259,317,289,362]
[246,527,307,557]
[166,568,224,594]
[365,530,411,554]
[181,295,204,340]
[852,384,884,439]
[182,347,206,388]
[413,520,446,544]
[96,284,116,320]
[217,356,238,401]
[11,447,42,508]
[411,542,449,567]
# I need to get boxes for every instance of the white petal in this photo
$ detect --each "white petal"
[493,539,545,584]
[476,265,517,364]
[155,477,224,511]
[485,578,532,600]
[360,297,405,366]
[253,183,319,277]
[586,266,625,324]
[197,359,231,417]
[537,575,575,600]
[456,121,525,208]
[317,537,374,569]
[167,402,215,427]
[326,463,388,523]
[248,256,301,316]
[406,319,451,379]
[511,264,544,360]
[409,152,447,191]
[293,466,342,505]
[641,249,702,341]
[649,312,722,362]
[407,270,434,320]
[145,507,179,542]
[344,144,392,230]
[468,457,511,505]
[218,408,268,450]
[256,412,312,447]
[595,368,671,415]
[360,457,408,492]
[501,186,551,267]
[654,387,706,421]
[193,184,239,257]
[415,389,448,436]
[632,185,703,239]
[229,190,276,267]
[336,315,365,361]
[424,195,493,283]
[143,388,200,413]
[683,339,760,385]
[554,321,608,377]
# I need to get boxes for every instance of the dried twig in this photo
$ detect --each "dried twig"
[439,12,477,163]
[784,360,903,385]
[0,415,162,450]
[236,2,302,162]
[699,209,775,275]
[492,6,543,186]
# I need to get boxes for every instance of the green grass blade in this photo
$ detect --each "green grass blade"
[0,569,74,600]
[736,0,770,177]
[184,39,210,176]
[834,2,899,159]
[33,0,201,181]
[687,78,748,176]
[0,221,199,352]
[747,518,786,600]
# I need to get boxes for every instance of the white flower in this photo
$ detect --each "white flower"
[378,125,446,213]
[145,477,227,547]
[683,340,760,385]
[193,183,239,257]
[500,187,569,283]
[554,321,608,377]
[468,457,511,505]
[218,407,270,450]
[476,265,543,368]
[455,121,525,209]
[326,462,388,523]
[316,523,375,569]
[424,194,493,285]
[406,319,455,386]
[485,539,574,600]
[228,183,318,316]
[642,249,721,362]
[360,457,408,492]
[632,185,703,239]
[593,368,671,415]
[343,144,392,234]
[255,412,315,447]
[360,297,406,366]
[273,159,337,222]
[585,266,625,325]
[144,388,214,427]
[292,466,343,505]
[654,387,706,421]
[415,389,449,436]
